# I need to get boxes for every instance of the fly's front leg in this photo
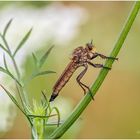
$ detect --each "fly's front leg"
[76,65,94,100]
[88,61,111,70]
[95,53,118,60]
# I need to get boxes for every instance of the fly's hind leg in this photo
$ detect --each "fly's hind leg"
[76,65,94,100]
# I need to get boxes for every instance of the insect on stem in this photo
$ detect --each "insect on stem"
[49,41,118,102]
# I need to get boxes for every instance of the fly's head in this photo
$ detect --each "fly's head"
[86,40,96,52]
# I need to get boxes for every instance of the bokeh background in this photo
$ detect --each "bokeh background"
[0,1,140,139]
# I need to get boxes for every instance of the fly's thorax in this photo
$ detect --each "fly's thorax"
[78,49,89,62]
[72,47,83,63]
[72,47,89,63]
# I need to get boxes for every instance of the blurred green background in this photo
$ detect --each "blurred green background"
[0,1,140,139]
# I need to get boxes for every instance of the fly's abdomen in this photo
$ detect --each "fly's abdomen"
[49,62,77,102]
[54,68,75,92]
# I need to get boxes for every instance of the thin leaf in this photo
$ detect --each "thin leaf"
[15,84,26,111]
[7,71,22,87]
[3,18,13,37]
[28,114,57,119]
[0,66,7,73]
[32,52,38,66]
[33,70,56,78]
[0,84,26,116]
[13,28,32,57]
[41,91,48,101]
[0,43,9,54]
[0,66,22,87]
[3,54,8,71]
[1,34,10,51]
[23,103,32,114]
[41,91,51,113]
[39,45,54,68]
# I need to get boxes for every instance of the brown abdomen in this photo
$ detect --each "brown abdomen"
[53,61,77,95]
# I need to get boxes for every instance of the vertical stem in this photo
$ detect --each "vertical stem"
[49,1,140,139]
[32,118,45,139]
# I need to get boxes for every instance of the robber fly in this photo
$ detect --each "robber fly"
[49,41,118,102]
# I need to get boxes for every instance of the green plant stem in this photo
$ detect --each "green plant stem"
[49,1,140,139]
[32,118,45,139]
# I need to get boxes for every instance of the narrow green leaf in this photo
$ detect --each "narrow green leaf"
[13,28,32,57]
[29,71,56,82]
[0,66,22,87]
[22,103,32,114]
[32,52,38,66]
[3,19,13,37]
[3,54,8,71]
[39,45,54,68]
[28,114,57,119]
[7,71,22,86]
[33,70,56,78]
[41,91,51,113]
[41,91,48,101]
[0,43,9,54]
[0,66,7,73]
[1,34,11,52]
[0,84,26,116]
[15,83,26,111]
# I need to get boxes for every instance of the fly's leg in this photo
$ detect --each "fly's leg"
[76,65,94,100]
[88,61,111,70]
[80,82,93,99]
[95,53,118,60]
[76,66,87,95]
